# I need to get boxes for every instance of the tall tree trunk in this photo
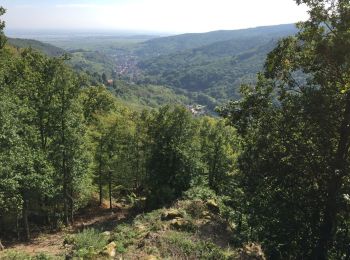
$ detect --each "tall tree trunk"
[209,144,219,191]
[22,197,30,241]
[69,187,74,224]
[314,93,350,259]
[109,170,112,212]
[61,89,69,226]
[16,213,20,240]
[63,157,68,226]
[99,146,103,206]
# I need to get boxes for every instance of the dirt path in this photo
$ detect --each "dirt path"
[0,203,129,258]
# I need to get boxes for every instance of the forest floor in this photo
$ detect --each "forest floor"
[0,198,265,259]
[0,200,130,258]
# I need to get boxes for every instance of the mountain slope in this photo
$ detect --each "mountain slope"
[136,24,298,101]
[136,24,297,57]
[8,38,66,56]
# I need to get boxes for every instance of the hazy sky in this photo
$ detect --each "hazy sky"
[2,0,309,33]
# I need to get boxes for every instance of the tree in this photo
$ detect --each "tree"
[0,61,54,241]
[146,105,202,207]
[0,6,6,49]
[220,0,350,258]
[199,117,237,193]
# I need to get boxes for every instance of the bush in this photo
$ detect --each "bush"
[72,228,108,258]
[184,186,217,201]
[160,231,231,259]
[113,224,141,252]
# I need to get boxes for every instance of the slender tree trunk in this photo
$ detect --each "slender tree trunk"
[61,89,69,226]
[16,212,20,240]
[135,139,141,191]
[109,170,112,212]
[69,187,74,224]
[63,161,68,226]
[22,197,30,241]
[314,93,350,259]
[99,146,103,206]
[209,144,219,191]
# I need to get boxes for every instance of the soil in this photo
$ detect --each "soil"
[0,200,129,258]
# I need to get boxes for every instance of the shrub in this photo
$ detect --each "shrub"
[72,228,108,258]
[113,224,140,251]
[160,231,231,259]
[184,186,217,201]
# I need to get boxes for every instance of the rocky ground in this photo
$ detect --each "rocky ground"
[0,198,265,259]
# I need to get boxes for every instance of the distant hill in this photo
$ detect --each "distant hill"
[136,24,297,57]
[6,24,300,110]
[135,24,299,102]
[8,38,66,56]
[7,38,118,79]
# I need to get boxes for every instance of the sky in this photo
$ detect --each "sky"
[2,0,309,34]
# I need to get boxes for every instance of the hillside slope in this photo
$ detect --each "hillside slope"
[136,24,298,101]
[136,24,297,57]
[8,38,65,56]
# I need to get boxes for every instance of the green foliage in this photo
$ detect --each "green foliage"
[72,228,108,258]
[183,186,218,201]
[0,6,6,49]
[2,250,56,260]
[219,0,350,258]
[111,80,191,109]
[113,224,141,252]
[8,38,65,56]
[0,44,93,237]
[68,50,115,79]
[136,24,298,105]
[199,117,238,193]
[160,231,230,259]
[146,105,203,207]
[137,24,296,57]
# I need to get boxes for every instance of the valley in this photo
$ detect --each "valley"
[8,24,298,111]
[1,0,349,258]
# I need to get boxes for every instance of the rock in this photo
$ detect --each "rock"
[206,199,220,214]
[103,241,117,258]
[202,210,211,219]
[135,223,147,232]
[239,243,266,260]
[102,231,111,237]
[161,209,183,221]
[145,255,158,260]
[169,218,192,231]
[144,232,160,241]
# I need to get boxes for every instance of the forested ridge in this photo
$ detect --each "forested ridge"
[1,0,350,259]
[136,24,298,102]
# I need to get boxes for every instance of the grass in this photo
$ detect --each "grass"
[66,228,108,259]
[109,197,238,259]
[160,231,233,259]
[1,250,57,260]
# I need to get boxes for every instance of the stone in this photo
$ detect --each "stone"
[161,209,183,221]
[239,243,266,260]
[104,241,117,258]
[102,231,111,237]
[169,218,192,230]
[206,199,220,214]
